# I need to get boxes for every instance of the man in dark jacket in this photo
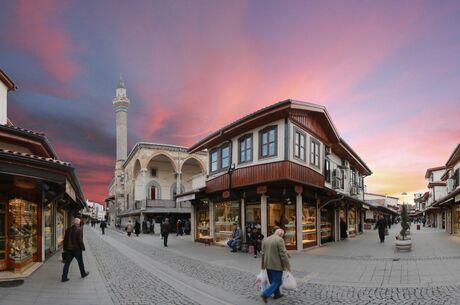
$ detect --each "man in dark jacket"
[100,220,107,235]
[62,218,89,282]
[161,218,171,247]
[375,215,388,243]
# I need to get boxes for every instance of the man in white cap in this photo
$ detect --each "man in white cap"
[260,228,291,303]
[61,217,89,282]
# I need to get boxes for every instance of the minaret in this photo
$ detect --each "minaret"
[113,74,130,163]
[113,75,130,216]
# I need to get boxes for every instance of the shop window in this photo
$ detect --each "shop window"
[56,209,66,247]
[44,203,55,259]
[245,203,261,230]
[8,199,38,269]
[260,126,277,158]
[320,208,333,243]
[302,204,317,248]
[268,202,296,249]
[214,201,240,246]
[348,207,357,237]
[196,206,210,240]
[0,201,6,269]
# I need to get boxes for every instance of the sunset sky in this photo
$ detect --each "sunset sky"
[1,1,459,203]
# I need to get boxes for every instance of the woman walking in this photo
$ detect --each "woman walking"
[126,220,133,237]
[134,220,141,237]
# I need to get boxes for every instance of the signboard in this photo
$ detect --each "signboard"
[176,193,195,203]
[65,179,76,201]
[256,186,267,194]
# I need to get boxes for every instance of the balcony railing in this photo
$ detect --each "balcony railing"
[206,160,325,193]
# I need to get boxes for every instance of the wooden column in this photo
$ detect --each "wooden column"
[296,193,303,251]
[261,195,267,238]
[209,201,214,238]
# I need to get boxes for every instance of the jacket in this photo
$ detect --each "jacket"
[161,222,170,235]
[126,223,133,233]
[63,225,85,251]
[261,234,290,271]
[231,228,242,241]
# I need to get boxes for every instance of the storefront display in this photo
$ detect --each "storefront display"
[320,208,333,243]
[268,203,296,250]
[302,204,316,248]
[214,201,240,246]
[245,203,261,230]
[8,198,38,271]
[348,207,356,237]
[56,209,66,247]
[454,205,460,235]
[44,204,55,259]
[0,201,6,270]
[196,205,210,241]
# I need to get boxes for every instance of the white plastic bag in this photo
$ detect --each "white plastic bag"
[256,269,270,292]
[281,271,297,290]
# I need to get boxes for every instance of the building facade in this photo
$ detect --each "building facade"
[179,100,372,250]
[0,69,85,275]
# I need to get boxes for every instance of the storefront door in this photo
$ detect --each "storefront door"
[302,203,317,248]
[195,205,210,241]
[320,207,333,244]
[268,203,296,250]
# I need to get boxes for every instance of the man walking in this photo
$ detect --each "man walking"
[375,215,388,243]
[61,218,89,282]
[100,220,107,235]
[161,218,171,247]
[260,228,290,303]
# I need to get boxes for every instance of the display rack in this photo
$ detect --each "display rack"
[302,222,316,246]
[8,199,38,272]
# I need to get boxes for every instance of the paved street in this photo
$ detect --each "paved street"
[3,225,460,304]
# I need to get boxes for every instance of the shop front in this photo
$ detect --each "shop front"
[267,201,297,250]
[195,202,210,241]
[213,201,240,247]
[453,204,460,236]
[301,202,317,249]
[320,206,334,244]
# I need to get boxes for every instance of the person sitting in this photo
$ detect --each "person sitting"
[227,223,242,253]
[248,227,264,258]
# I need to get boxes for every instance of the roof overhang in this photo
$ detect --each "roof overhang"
[0,69,18,91]
[446,144,460,168]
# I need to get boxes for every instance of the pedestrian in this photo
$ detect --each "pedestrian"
[176,219,183,236]
[146,219,151,234]
[227,223,242,253]
[260,228,290,303]
[161,218,170,247]
[388,218,391,229]
[134,220,141,237]
[150,219,155,234]
[142,220,147,233]
[375,215,388,243]
[126,220,133,237]
[100,220,107,235]
[61,218,89,282]
[248,227,264,258]
[184,219,191,235]
[340,218,348,240]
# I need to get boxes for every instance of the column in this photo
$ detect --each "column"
[261,195,267,238]
[190,203,196,241]
[176,172,182,195]
[334,207,339,242]
[241,198,246,242]
[209,201,214,238]
[296,194,303,251]
[316,198,321,246]
[141,168,148,208]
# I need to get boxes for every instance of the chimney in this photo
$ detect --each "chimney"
[0,69,18,125]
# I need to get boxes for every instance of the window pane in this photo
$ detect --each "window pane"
[300,134,305,147]
[262,133,268,144]
[246,147,252,161]
[222,146,229,168]
[269,143,275,156]
[240,151,245,162]
[300,147,305,160]
[262,144,267,156]
[247,138,251,148]
[269,129,275,142]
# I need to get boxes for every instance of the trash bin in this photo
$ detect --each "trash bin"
[416,224,420,230]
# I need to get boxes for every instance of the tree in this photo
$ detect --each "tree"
[400,204,410,239]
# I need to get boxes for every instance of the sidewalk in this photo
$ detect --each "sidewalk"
[0,229,113,305]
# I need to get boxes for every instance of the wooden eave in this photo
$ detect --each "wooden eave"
[0,125,56,158]
[0,69,18,91]
[446,144,460,168]
[425,166,447,178]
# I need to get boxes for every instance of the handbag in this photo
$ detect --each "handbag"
[385,228,389,236]
[281,271,297,290]
[256,269,270,292]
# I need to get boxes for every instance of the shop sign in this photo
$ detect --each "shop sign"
[65,179,76,201]
[176,193,195,203]
[222,191,230,198]
[256,186,267,194]
[294,185,303,194]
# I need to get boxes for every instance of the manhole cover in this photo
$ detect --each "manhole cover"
[0,280,24,288]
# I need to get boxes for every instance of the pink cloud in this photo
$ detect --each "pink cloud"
[10,0,80,84]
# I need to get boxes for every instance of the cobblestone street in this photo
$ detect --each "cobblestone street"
[3,225,460,305]
[85,225,460,305]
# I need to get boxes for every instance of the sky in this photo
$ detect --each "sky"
[0,0,459,203]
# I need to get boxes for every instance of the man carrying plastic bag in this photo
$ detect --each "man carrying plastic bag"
[259,228,291,303]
